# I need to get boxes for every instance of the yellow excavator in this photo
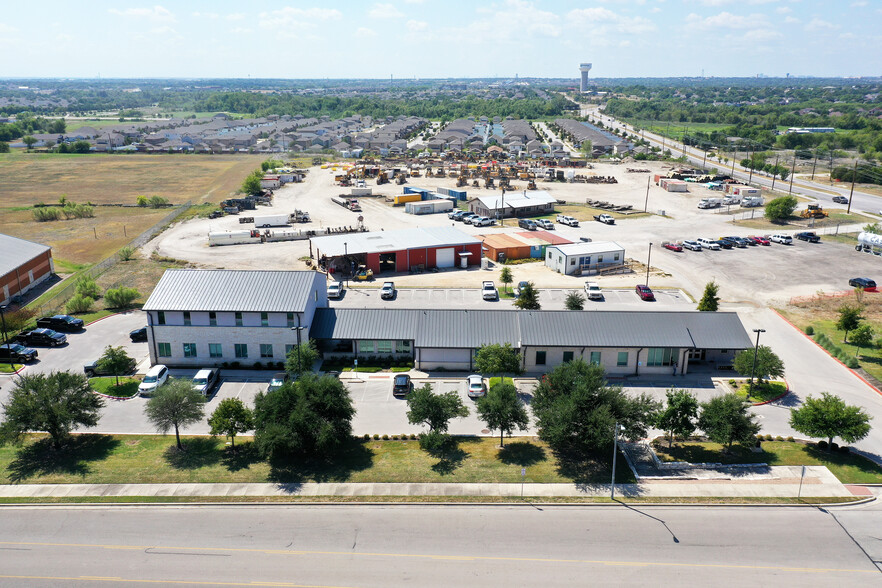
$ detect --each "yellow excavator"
[800,204,828,219]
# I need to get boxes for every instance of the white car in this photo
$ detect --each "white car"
[697,238,721,250]
[380,281,395,299]
[472,216,493,227]
[482,281,498,300]
[138,364,169,397]
[192,368,219,397]
[584,282,603,300]
[682,239,702,251]
[327,282,344,299]
[770,234,793,245]
[535,219,554,230]
[467,374,486,398]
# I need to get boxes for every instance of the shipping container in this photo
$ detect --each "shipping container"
[208,230,263,246]
[394,193,422,205]
[253,214,290,228]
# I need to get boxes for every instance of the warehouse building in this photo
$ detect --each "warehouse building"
[311,227,482,275]
[479,231,572,263]
[0,233,54,306]
[545,241,625,276]
[468,190,556,219]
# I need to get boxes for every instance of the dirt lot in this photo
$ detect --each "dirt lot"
[0,152,263,206]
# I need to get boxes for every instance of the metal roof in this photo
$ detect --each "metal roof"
[311,227,480,258]
[548,241,625,256]
[473,191,556,210]
[0,233,51,277]
[143,269,322,313]
[310,309,752,351]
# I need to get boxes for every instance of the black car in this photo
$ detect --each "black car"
[721,236,747,248]
[849,277,877,289]
[714,239,733,249]
[19,328,67,347]
[129,327,148,342]
[0,343,38,363]
[84,356,136,377]
[392,374,413,397]
[795,231,821,243]
[518,218,538,231]
[832,196,849,204]
[36,314,84,332]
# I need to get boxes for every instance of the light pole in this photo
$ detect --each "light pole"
[290,325,306,378]
[645,243,653,287]
[0,305,10,369]
[747,328,765,400]
[343,242,349,288]
[610,422,624,500]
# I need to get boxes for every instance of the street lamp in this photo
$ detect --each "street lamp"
[0,305,10,369]
[343,242,348,288]
[290,325,307,378]
[610,422,625,500]
[645,243,653,287]
[747,328,766,400]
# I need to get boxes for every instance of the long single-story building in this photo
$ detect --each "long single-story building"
[311,227,482,275]
[310,308,752,375]
[0,233,54,306]
[142,269,327,368]
[468,190,556,219]
[479,230,573,262]
[545,241,625,275]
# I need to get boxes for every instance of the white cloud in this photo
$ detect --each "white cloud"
[804,17,839,32]
[743,28,783,41]
[192,12,219,20]
[231,27,253,35]
[851,1,868,6]
[462,0,561,42]
[404,0,425,3]
[226,13,246,21]
[784,15,800,24]
[568,6,656,34]
[686,11,768,30]
[693,0,780,4]
[258,7,342,35]
[0,22,18,34]
[369,3,405,19]
[109,6,176,23]
[356,27,378,37]
[776,6,792,13]
[406,20,428,32]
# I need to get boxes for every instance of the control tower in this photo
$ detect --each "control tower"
[579,63,592,93]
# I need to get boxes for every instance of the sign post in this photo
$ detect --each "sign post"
[798,465,806,500]
[521,468,526,497]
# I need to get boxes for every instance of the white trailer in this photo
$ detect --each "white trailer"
[208,230,263,246]
[253,214,290,228]
[697,198,722,209]
[857,231,882,255]
[350,187,373,196]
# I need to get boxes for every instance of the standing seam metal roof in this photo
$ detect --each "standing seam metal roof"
[0,233,51,277]
[310,227,480,258]
[142,269,321,313]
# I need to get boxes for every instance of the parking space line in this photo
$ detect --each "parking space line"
[235,380,250,399]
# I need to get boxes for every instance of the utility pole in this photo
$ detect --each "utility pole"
[644,175,650,213]
[610,423,623,500]
[747,149,754,183]
[788,156,796,195]
[810,150,818,181]
[731,148,736,175]
[770,154,779,191]
[847,159,858,215]
[645,243,653,287]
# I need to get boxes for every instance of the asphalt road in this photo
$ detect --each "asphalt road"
[0,505,878,587]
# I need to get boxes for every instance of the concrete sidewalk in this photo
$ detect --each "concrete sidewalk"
[0,467,855,499]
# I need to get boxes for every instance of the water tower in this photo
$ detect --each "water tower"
[579,63,592,93]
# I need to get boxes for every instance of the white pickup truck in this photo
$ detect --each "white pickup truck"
[593,214,615,225]
[556,214,579,227]
[482,281,498,300]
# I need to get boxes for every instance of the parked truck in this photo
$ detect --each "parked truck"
[331,196,362,211]
[556,214,579,227]
[593,214,615,225]
[740,196,764,208]
[253,214,290,228]
[208,230,264,246]
[697,198,722,209]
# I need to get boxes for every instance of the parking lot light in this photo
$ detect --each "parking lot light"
[747,328,766,400]
[645,243,653,287]
[0,304,9,369]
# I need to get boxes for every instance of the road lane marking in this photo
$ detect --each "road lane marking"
[0,541,875,575]
[0,576,350,588]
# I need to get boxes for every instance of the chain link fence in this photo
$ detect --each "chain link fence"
[33,202,192,316]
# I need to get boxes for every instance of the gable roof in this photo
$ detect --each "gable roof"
[311,227,480,257]
[143,269,321,313]
[473,190,556,210]
[0,233,51,277]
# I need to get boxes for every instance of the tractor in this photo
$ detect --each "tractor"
[800,204,828,219]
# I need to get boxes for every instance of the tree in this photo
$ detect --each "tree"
[284,339,320,380]
[850,324,874,358]
[22,135,36,150]
[514,282,541,310]
[66,294,94,314]
[656,388,699,448]
[208,398,254,448]
[697,281,720,312]
[499,266,513,293]
[0,307,35,339]
[406,383,469,435]
[118,246,135,261]
[564,291,585,311]
[789,392,872,449]
[104,286,140,309]
[764,195,798,223]
[75,275,101,299]
[531,360,660,456]
[698,394,761,451]
[733,345,785,383]
[253,373,355,459]
[0,371,104,449]
[580,140,593,158]
[836,303,864,343]
[474,343,522,383]
[144,378,205,450]
[242,169,263,195]
[95,345,133,387]
[476,383,529,447]
[0,141,9,153]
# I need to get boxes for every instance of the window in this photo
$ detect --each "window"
[260,312,269,327]
[183,311,191,326]
[285,344,294,356]
[359,340,374,353]
[598,255,604,263]
[286,312,296,327]
[617,351,629,367]
[235,312,243,327]
[570,258,576,266]
[647,348,676,367]
[562,351,574,363]
[209,312,217,327]
[183,343,197,358]
[535,350,546,365]
[234,343,248,358]
[377,340,392,354]
[614,253,620,261]
[589,351,601,365]
[260,344,273,358]
[396,341,412,353]
[157,342,171,357]
[209,343,222,358]
[157,311,166,325]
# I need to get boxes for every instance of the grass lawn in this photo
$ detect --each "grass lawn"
[488,377,515,388]
[652,440,882,484]
[89,377,141,398]
[732,380,787,403]
[0,435,633,486]
[733,210,872,232]
[0,363,23,373]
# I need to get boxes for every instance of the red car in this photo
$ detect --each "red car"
[662,242,683,252]
[748,235,770,246]
[636,284,655,301]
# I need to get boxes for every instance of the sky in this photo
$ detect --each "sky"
[0,0,879,79]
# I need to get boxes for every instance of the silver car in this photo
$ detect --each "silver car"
[467,374,486,398]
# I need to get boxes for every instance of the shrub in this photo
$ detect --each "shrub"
[764,434,773,441]
[253,361,262,370]
[66,294,94,314]
[373,434,380,440]
[391,435,399,440]
[775,435,784,441]
[104,286,140,308]
[363,433,370,441]
[76,276,101,299]
[838,445,850,454]
[846,357,860,369]
[804,326,814,336]
[230,361,240,368]
[382,434,389,440]
[728,379,737,387]
[817,440,828,450]
[786,436,794,442]
[830,442,839,451]
[418,431,449,452]
[118,246,135,261]
[410,433,417,440]
[148,196,170,208]
[33,207,61,222]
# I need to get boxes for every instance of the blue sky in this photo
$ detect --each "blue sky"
[0,0,878,79]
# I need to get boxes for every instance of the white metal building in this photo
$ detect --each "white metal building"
[468,190,556,219]
[545,241,625,276]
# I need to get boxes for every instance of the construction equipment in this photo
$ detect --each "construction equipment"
[527,180,537,190]
[396,174,407,185]
[377,171,389,185]
[484,177,495,189]
[457,175,468,187]
[354,265,374,281]
[800,204,828,219]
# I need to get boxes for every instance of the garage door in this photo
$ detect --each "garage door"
[419,348,471,370]
[436,248,455,268]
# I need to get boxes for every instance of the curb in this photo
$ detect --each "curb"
[92,391,139,401]
[0,365,27,376]
[85,311,126,327]
[751,377,790,406]
[772,309,882,398]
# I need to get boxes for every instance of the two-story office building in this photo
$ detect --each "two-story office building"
[142,269,327,368]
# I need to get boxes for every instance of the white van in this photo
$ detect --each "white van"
[697,238,721,250]
[138,364,169,396]
[192,368,219,397]
[770,234,793,245]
